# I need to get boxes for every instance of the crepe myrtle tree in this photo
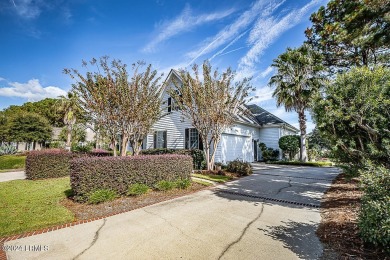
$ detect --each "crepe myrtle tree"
[64,57,163,156]
[169,61,253,171]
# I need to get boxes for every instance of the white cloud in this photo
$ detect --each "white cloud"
[186,0,277,64]
[11,0,43,19]
[237,0,320,76]
[248,86,274,104]
[0,77,5,81]
[259,66,274,78]
[143,5,235,53]
[0,78,67,101]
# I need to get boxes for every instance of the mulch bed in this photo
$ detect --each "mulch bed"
[317,173,389,259]
[61,182,207,220]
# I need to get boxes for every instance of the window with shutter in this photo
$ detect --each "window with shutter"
[184,128,201,149]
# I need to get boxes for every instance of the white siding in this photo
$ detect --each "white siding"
[147,80,192,149]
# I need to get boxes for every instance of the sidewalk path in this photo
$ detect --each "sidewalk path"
[0,171,26,182]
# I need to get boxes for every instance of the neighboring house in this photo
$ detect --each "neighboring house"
[140,69,298,163]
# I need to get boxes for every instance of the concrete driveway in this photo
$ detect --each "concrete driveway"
[4,165,340,260]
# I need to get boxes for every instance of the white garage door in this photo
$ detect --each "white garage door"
[217,134,253,163]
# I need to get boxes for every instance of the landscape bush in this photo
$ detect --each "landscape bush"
[227,159,253,176]
[127,183,149,196]
[278,135,300,160]
[88,189,118,204]
[259,143,280,161]
[140,148,204,169]
[358,165,390,250]
[154,180,176,191]
[70,154,193,202]
[26,148,111,180]
[175,179,192,189]
[26,149,76,179]
[0,144,17,155]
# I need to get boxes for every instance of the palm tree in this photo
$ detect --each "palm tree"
[59,92,82,150]
[269,44,324,162]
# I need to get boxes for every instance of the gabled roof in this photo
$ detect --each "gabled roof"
[162,70,298,131]
[246,104,298,131]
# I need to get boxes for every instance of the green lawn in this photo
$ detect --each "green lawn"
[192,173,231,183]
[0,155,26,171]
[0,177,74,237]
[192,179,214,186]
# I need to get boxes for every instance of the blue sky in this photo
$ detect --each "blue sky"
[0,0,328,132]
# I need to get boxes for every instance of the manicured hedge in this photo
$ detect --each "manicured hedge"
[140,148,204,169]
[26,149,111,180]
[26,149,75,180]
[266,161,333,167]
[70,154,193,202]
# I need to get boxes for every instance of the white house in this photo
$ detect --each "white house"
[141,69,298,163]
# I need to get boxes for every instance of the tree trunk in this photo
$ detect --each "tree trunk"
[111,139,117,157]
[298,110,308,162]
[120,134,128,156]
[66,124,72,151]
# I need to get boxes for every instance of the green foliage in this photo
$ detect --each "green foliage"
[140,148,205,169]
[267,161,332,167]
[278,135,300,160]
[0,177,73,237]
[175,179,192,189]
[154,180,176,191]
[127,183,149,196]
[59,124,87,144]
[7,112,52,144]
[88,189,118,204]
[269,44,324,162]
[312,66,390,170]
[0,155,26,170]
[259,143,280,162]
[359,165,390,249]
[71,143,93,153]
[49,141,65,149]
[70,154,193,201]
[227,159,253,176]
[0,144,17,155]
[306,0,390,69]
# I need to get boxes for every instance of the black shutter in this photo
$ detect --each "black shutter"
[185,129,189,149]
[198,133,203,150]
[168,97,172,112]
[163,131,167,148]
[153,132,157,149]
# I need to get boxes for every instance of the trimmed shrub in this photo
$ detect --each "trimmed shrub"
[26,149,76,179]
[358,165,390,250]
[278,135,300,160]
[259,143,280,161]
[26,149,112,180]
[227,159,253,176]
[175,179,192,189]
[127,183,149,196]
[140,148,204,169]
[155,180,176,191]
[70,154,193,201]
[88,189,118,204]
